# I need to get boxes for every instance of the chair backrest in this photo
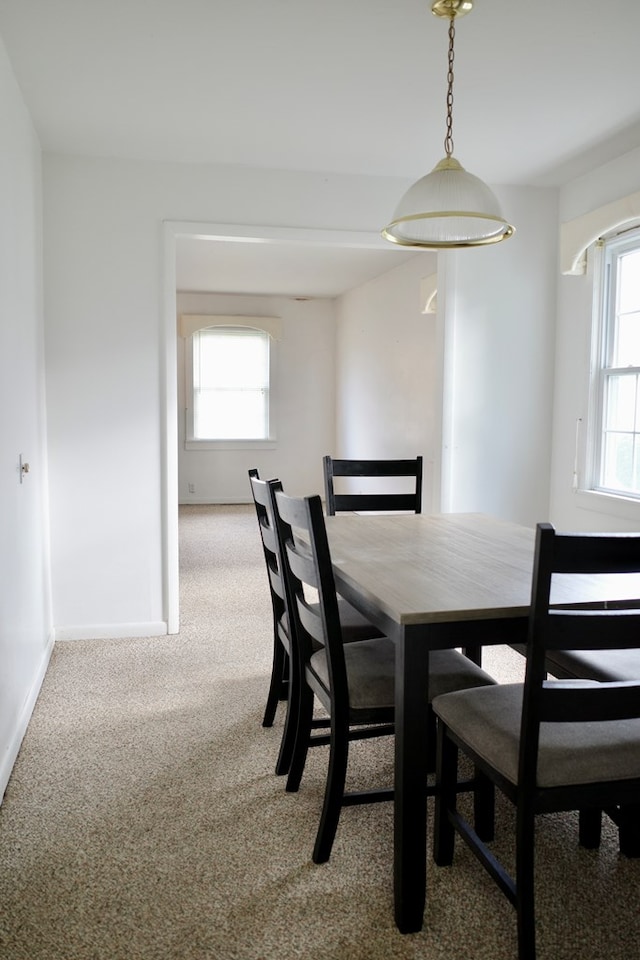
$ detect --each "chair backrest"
[248,468,286,620]
[271,486,349,710]
[323,455,423,516]
[520,522,640,788]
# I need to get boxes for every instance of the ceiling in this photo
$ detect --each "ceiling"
[1,0,639,295]
[174,235,419,297]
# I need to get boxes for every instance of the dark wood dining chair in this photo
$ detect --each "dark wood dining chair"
[432,522,640,960]
[322,453,483,667]
[323,455,423,515]
[248,469,289,739]
[272,485,497,864]
[248,469,384,776]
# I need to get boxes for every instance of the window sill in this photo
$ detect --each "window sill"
[574,489,640,522]
[185,439,277,451]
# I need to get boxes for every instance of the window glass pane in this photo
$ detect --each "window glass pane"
[613,310,640,367]
[198,330,268,389]
[613,250,640,366]
[604,374,637,432]
[618,249,640,314]
[602,431,634,492]
[195,388,267,439]
[192,327,270,439]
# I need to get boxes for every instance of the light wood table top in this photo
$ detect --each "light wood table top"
[326,512,534,625]
[325,512,640,627]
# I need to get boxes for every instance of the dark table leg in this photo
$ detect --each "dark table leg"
[394,623,430,932]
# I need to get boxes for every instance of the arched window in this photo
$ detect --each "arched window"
[180,315,282,444]
[589,226,640,497]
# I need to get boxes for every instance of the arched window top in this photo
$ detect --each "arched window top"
[560,190,640,275]
[178,314,282,340]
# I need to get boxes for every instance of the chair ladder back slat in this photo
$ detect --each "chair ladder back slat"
[333,493,421,513]
[296,595,326,648]
[258,516,278,554]
[551,531,640,574]
[544,609,640,650]
[267,562,284,602]
[284,538,317,591]
[330,458,423,478]
[539,681,640,723]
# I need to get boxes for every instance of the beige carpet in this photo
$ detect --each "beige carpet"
[1,504,639,960]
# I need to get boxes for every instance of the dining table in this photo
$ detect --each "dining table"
[324,511,640,934]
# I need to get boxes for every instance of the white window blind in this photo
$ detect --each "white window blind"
[192,326,270,440]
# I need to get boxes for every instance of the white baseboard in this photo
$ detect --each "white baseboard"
[54,621,168,641]
[0,631,55,805]
[178,498,252,505]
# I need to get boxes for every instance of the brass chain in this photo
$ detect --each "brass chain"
[444,17,455,157]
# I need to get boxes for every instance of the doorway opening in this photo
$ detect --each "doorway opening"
[162,221,414,634]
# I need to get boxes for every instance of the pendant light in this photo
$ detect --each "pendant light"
[382,0,514,249]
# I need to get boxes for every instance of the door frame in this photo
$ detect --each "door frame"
[161,220,412,633]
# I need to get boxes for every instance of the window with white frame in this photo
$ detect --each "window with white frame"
[590,227,640,497]
[189,325,271,440]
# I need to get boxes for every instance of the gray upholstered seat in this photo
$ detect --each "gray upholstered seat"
[427,650,497,699]
[546,648,640,682]
[309,637,395,711]
[433,681,640,789]
[310,642,495,713]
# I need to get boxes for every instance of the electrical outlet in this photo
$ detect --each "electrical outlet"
[188,483,195,494]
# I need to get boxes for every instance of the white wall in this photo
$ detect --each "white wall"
[335,188,559,528]
[335,252,439,509]
[176,291,336,503]
[42,154,562,645]
[550,147,640,532]
[440,186,559,526]
[42,154,422,639]
[0,38,53,799]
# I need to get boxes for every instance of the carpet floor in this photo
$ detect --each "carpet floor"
[0,504,639,960]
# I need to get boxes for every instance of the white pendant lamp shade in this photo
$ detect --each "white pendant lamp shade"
[382,1,515,249]
[382,156,514,248]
